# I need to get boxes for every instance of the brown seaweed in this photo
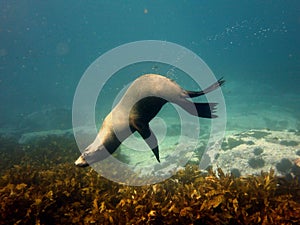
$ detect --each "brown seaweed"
[0,135,300,224]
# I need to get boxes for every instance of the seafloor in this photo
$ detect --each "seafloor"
[0,132,300,224]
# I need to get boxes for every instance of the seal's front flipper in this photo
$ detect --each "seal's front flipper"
[133,121,160,162]
[150,145,160,163]
[140,126,160,162]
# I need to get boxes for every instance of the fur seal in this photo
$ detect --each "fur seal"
[75,74,224,167]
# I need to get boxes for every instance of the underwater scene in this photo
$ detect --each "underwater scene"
[1,0,300,224]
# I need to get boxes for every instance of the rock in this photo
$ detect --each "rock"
[211,129,300,176]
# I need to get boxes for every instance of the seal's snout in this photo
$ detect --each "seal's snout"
[75,155,89,167]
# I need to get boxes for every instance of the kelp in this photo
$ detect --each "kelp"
[0,136,300,225]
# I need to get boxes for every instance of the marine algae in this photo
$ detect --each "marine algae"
[0,136,300,225]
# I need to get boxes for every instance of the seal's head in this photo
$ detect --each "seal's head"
[75,141,113,167]
[74,155,88,167]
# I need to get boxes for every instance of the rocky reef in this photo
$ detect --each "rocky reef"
[0,135,300,224]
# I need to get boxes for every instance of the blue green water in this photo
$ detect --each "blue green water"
[0,0,299,135]
[1,2,300,223]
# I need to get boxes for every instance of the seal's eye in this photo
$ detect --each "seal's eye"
[83,152,89,157]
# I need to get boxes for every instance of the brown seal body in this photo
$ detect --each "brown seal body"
[75,74,224,167]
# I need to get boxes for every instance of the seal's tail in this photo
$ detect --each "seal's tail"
[186,77,225,98]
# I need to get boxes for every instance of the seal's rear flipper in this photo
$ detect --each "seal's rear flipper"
[194,102,218,118]
[179,100,218,118]
[133,121,160,162]
[186,77,225,98]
